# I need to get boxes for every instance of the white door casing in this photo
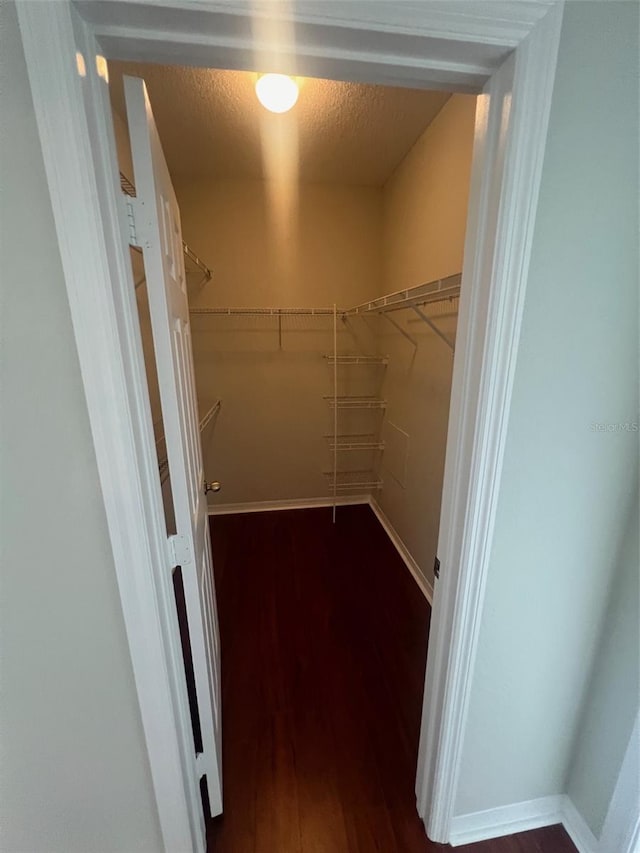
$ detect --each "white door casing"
[418,6,564,837]
[124,75,222,817]
[416,51,516,835]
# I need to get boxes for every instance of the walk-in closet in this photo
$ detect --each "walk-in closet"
[108,61,476,850]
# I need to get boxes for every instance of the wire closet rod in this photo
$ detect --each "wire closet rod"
[189,306,335,316]
[188,274,461,318]
[346,273,461,316]
[120,172,212,286]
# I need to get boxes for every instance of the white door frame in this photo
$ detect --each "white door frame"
[17,2,564,849]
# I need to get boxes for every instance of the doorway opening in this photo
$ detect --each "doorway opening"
[108,60,477,848]
[17,1,565,848]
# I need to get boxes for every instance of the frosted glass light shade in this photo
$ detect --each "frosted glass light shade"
[255,74,299,114]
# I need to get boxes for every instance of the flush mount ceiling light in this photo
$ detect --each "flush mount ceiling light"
[255,74,299,114]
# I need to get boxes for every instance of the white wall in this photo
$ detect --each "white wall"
[567,487,639,837]
[454,0,639,828]
[0,4,162,850]
[375,95,477,586]
[178,178,384,506]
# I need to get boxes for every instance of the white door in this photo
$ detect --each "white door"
[124,76,222,818]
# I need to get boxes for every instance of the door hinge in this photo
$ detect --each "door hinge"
[168,534,191,568]
[433,555,441,580]
[122,193,142,248]
[195,752,205,778]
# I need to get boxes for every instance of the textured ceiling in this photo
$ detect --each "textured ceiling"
[108,63,450,187]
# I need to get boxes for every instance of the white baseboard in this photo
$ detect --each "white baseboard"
[450,794,598,852]
[207,495,369,516]
[449,795,565,846]
[368,497,433,604]
[562,796,598,853]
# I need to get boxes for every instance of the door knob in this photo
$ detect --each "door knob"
[204,480,221,495]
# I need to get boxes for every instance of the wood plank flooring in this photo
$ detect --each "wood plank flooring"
[207,505,575,853]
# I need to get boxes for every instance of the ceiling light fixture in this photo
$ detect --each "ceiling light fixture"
[255,73,299,114]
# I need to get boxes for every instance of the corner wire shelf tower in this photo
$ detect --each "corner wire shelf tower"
[324,304,388,523]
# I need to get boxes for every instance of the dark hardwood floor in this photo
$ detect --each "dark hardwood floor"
[207,505,575,853]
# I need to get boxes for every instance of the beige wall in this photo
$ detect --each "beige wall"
[179,177,384,308]
[177,178,384,506]
[0,4,162,851]
[375,95,477,586]
[382,95,477,293]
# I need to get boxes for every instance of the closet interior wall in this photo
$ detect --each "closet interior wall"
[376,94,477,589]
[113,83,477,590]
[182,179,384,507]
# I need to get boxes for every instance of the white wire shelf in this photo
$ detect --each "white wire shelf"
[324,354,389,365]
[185,274,461,321]
[324,470,383,490]
[325,434,385,451]
[346,273,461,316]
[324,396,387,410]
[189,306,334,316]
